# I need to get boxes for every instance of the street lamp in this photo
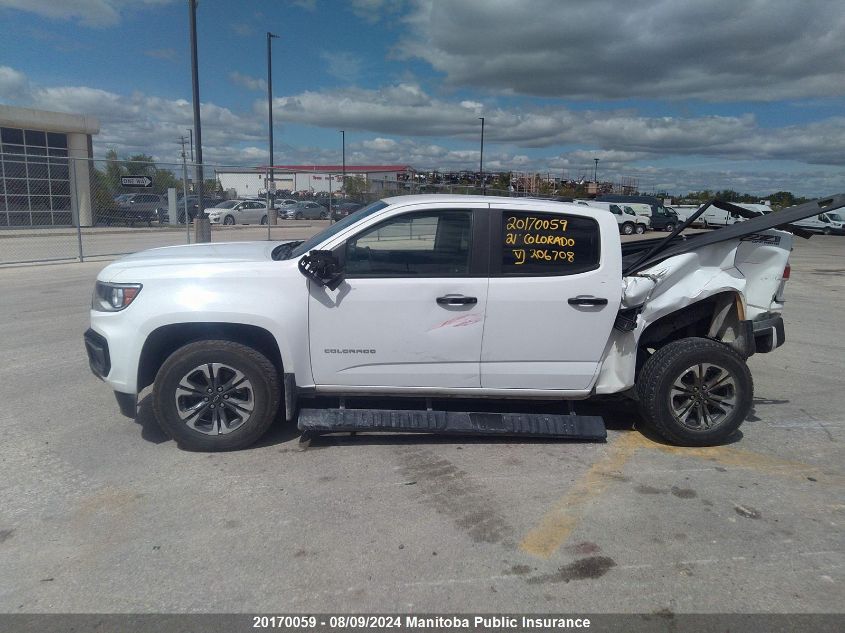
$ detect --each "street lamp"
[340,130,345,194]
[187,128,194,162]
[267,31,279,238]
[187,0,204,221]
[594,158,599,184]
[478,117,485,194]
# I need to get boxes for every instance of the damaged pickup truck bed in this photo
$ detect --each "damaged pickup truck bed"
[84,194,845,451]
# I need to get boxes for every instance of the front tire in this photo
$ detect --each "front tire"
[636,337,753,446]
[261,215,268,225]
[295,211,304,220]
[823,227,831,235]
[635,224,646,234]
[664,222,675,233]
[223,215,235,225]
[621,222,635,235]
[152,340,281,451]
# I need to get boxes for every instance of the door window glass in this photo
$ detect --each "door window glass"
[346,211,472,277]
[501,211,600,275]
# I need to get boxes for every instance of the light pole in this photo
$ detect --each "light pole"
[594,158,599,184]
[340,130,346,196]
[267,31,279,240]
[478,117,485,194]
[187,0,204,224]
[187,128,194,162]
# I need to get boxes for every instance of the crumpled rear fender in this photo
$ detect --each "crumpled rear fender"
[594,247,747,394]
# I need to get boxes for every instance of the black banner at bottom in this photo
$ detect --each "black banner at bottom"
[0,614,842,633]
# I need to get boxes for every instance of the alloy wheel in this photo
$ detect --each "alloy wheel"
[668,363,737,431]
[174,363,255,435]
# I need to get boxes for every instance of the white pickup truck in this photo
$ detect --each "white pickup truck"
[84,194,845,451]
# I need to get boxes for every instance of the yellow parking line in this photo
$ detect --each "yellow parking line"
[519,432,840,560]
[519,432,643,559]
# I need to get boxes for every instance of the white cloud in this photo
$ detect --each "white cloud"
[228,72,267,92]
[3,66,842,196]
[0,0,175,27]
[144,48,178,62]
[231,22,253,37]
[0,65,31,101]
[399,0,845,102]
[320,51,363,82]
[268,82,845,166]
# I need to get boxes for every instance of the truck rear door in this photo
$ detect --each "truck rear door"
[480,203,622,392]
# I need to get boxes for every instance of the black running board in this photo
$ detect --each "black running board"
[297,408,606,441]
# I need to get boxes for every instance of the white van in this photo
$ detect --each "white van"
[577,200,650,234]
[669,205,700,223]
[793,212,845,235]
[698,202,772,228]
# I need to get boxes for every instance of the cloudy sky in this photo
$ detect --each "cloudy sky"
[1,0,844,196]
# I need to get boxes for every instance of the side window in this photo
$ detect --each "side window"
[345,211,472,277]
[501,211,600,276]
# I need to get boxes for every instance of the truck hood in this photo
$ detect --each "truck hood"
[99,241,288,281]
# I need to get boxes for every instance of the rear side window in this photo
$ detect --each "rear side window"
[500,211,600,276]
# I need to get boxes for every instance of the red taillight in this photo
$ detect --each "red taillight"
[782,264,791,280]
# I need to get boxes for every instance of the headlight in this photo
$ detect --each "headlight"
[93,282,142,312]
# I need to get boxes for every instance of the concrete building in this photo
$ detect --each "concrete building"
[0,105,100,227]
[214,165,414,198]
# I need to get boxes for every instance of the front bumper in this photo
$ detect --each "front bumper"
[84,328,137,418]
[751,315,785,354]
[84,328,110,378]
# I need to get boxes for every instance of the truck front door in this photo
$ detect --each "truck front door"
[480,205,622,393]
[308,205,489,389]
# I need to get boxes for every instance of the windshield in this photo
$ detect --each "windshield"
[281,200,388,260]
[214,201,239,209]
[827,212,843,222]
[623,206,637,216]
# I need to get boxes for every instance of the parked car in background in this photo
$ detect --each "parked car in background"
[596,194,680,232]
[331,201,364,221]
[577,200,650,234]
[104,193,166,226]
[155,195,225,224]
[205,199,269,225]
[285,201,329,220]
[273,198,299,211]
[793,212,845,235]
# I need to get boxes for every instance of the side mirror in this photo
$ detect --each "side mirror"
[298,250,344,290]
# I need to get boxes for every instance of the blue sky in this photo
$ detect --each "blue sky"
[1,0,844,197]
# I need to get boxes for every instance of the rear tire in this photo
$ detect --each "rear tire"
[636,337,753,446]
[319,211,328,220]
[261,215,268,225]
[152,340,281,451]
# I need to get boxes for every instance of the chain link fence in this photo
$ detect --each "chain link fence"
[1,154,570,266]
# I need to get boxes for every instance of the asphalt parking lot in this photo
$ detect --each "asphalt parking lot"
[0,234,842,614]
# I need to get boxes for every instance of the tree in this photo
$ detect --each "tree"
[343,175,368,201]
[103,147,124,192]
